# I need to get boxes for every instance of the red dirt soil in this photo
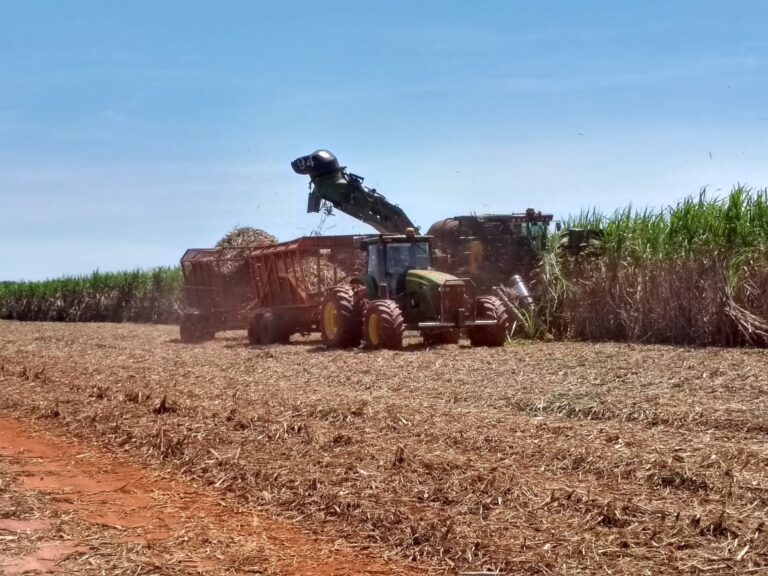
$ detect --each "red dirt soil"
[0,417,423,576]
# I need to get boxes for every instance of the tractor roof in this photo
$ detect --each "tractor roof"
[357,234,432,247]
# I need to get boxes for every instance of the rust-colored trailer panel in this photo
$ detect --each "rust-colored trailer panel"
[180,248,255,317]
[247,235,359,310]
[179,236,364,342]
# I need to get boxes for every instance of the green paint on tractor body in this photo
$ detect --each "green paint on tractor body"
[406,269,455,288]
[356,268,464,323]
[402,269,457,321]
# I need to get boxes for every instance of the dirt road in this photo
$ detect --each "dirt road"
[1,321,767,574]
[0,417,423,575]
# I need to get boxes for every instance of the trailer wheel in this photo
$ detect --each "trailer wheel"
[180,313,213,343]
[249,312,290,345]
[364,299,405,350]
[247,314,261,345]
[321,286,362,348]
[421,329,460,346]
[466,296,510,347]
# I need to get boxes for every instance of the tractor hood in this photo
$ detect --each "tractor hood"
[405,269,459,288]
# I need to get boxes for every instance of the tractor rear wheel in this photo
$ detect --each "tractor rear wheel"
[179,313,214,343]
[364,299,405,350]
[466,296,510,347]
[421,329,460,346]
[321,286,362,348]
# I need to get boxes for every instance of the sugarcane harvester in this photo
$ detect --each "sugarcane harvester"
[290,150,510,348]
[291,151,552,285]
[291,150,549,331]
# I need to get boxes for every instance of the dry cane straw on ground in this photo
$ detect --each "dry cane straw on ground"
[0,321,766,574]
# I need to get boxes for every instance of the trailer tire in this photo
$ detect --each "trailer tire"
[180,313,214,343]
[249,312,290,345]
[466,296,510,347]
[321,286,362,348]
[364,299,405,350]
[248,313,263,345]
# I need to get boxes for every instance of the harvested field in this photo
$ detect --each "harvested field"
[1,321,767,574]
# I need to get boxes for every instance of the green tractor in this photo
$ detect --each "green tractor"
[320,230,510,349]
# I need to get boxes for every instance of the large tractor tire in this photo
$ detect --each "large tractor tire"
[321,286,362,348]
[179,313,215,343]
[466,296,510,347]
[364,299,405,350]
[248,312,291,345]
[421,329,460,346]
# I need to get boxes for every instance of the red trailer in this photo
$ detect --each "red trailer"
[179,246,255,341]
[244,235,361,344]
[179,236,360,343]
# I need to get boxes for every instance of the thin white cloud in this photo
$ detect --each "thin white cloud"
[494,56,763,94]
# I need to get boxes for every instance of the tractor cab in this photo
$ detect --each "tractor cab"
[357,231,475,326]
[359,230,432,299]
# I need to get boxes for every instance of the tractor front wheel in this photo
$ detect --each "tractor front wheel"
[466,296,510,347]
[321,286,362,348]
[364,299,405,350]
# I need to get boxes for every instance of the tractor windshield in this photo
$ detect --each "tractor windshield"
[385,241,431,276]
[383,240,431,296]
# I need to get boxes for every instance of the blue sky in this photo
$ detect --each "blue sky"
[1,1,766,280]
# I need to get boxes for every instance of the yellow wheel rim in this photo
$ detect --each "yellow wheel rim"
[368,313,381,346]
[323,302,339,339]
